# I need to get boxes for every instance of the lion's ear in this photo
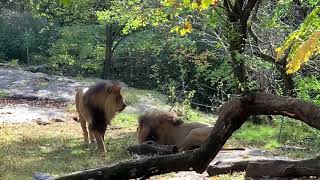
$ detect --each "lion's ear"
[107,84,121,94]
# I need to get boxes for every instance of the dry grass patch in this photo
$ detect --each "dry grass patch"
[0,121,136,180]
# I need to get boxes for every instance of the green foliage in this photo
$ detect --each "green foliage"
[48,25,104,76]
[97,0,168,34]
[0,12,53,64]
[31,0,105,25]
[151,34,236,107]
[296,75,320,104]
[167,80,196,120]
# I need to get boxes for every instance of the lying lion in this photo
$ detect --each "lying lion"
[75,81,126,152]
[137,109,212,151]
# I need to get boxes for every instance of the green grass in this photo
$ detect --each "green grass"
[123,87,168,107]
[113,112,139,128]
[231,122,280,149]
[0,122,136,180]
[0,91,9,98]
[230,118,320,158]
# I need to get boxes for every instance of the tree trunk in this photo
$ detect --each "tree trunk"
[53,92,320,180]
[26,47,30,65]
[223,0,259,93]
[101,24,113,79]
[246,158,320,178]
[278,67,296,97]
[229,31,247,92]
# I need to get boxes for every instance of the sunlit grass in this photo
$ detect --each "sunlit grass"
[0,91,9,98]
[0,122,135,180]
[230,118,320,158]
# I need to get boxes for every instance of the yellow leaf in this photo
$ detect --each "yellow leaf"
[286,31,320,74]
[163,0,176,6]
[179,28,187,36]
[201,0,212,9]
[170,25,180,33]
[183,20,192,32]
[191,2,199,9]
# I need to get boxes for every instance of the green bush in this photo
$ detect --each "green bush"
[48,25,104,76]
[296,75,320,104]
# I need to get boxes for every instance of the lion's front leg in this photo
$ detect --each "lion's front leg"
[89,123,107,152]
[93,130,106,152]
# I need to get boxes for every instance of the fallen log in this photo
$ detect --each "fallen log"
[39,92,320,179]
[127,141,178,155]
[127,141,245,156]
[207,160,248,176]
[245,158,320,178]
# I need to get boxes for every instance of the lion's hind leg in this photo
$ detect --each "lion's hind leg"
[89,110,107,152]
[79,115,89,144]
[178,127,212,151]
[88,128,96,143]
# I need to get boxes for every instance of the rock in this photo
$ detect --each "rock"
[35,118,51,125]
[51,118,65,122]
[33,172,55,180]
[0,68,90,102]
[0,103,68,124]
[207,149,289,176]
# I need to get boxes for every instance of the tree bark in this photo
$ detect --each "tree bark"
[127,141,178,156]
[223,0,259,93]
[53,92,320,180]
[207,160,249,176]
[101,24,113,79]
[127,142,245,156]
[246,158,320,178]
[278,67,296,97]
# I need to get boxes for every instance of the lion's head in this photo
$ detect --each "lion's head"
[104,81,126,112]
[81,81,126,124]
[136,109,183,144]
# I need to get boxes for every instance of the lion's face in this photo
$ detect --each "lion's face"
[115,92,126,112]
[106,84,126,112]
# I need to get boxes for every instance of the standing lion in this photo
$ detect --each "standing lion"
[75,81,126,152]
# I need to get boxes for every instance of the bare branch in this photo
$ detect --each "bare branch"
[242,0,258,21]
